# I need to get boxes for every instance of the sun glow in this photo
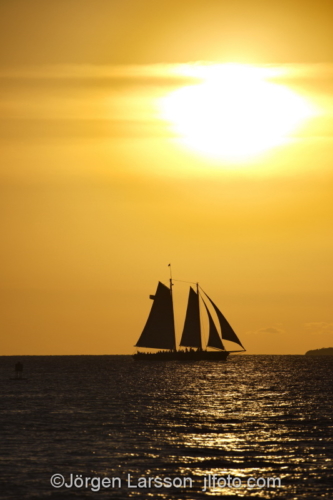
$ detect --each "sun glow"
[161,64,315,162]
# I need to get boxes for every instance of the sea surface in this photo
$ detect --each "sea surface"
[1,355,332,499]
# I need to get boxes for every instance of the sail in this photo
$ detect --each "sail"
[135,282,176,350]
[201,298,225,350]
[202,290,245,349]
[180,287,202,349]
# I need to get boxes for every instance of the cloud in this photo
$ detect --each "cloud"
[0,63,199,88]
[1,62,332,140]
[305,322,333,334]
[1,61,333,84]
[246,326,285,335]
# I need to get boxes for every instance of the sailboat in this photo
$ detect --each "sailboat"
[133,279,245,360]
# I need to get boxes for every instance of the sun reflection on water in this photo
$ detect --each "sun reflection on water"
[1,355,332,499]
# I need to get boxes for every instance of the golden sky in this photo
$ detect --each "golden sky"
[1,0,333,354]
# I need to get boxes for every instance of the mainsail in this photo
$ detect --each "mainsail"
[202,290,245,349]
[135,281,176,350]
[180,287,202,349]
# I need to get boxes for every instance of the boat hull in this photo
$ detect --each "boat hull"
[133,350,230,361]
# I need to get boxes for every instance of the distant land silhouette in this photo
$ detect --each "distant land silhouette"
[305,347,333,356]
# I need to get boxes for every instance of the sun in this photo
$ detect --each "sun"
[160,64,315,162]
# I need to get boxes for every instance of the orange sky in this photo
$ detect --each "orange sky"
[1,0,333,354]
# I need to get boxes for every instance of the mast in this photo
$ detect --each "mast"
[168,264,177,351]
[196,282,202,350]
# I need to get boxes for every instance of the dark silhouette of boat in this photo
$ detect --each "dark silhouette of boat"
[10,361,27,380]
[133,279,245,361]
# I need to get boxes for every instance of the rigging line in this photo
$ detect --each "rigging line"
[172,279,197,285]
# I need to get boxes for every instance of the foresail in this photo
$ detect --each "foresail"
[135,282,176,350]
[180,287,202,349]
[201,298,225,350]
[202,290,245,349]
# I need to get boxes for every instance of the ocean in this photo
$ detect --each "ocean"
[1,355,332,499]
